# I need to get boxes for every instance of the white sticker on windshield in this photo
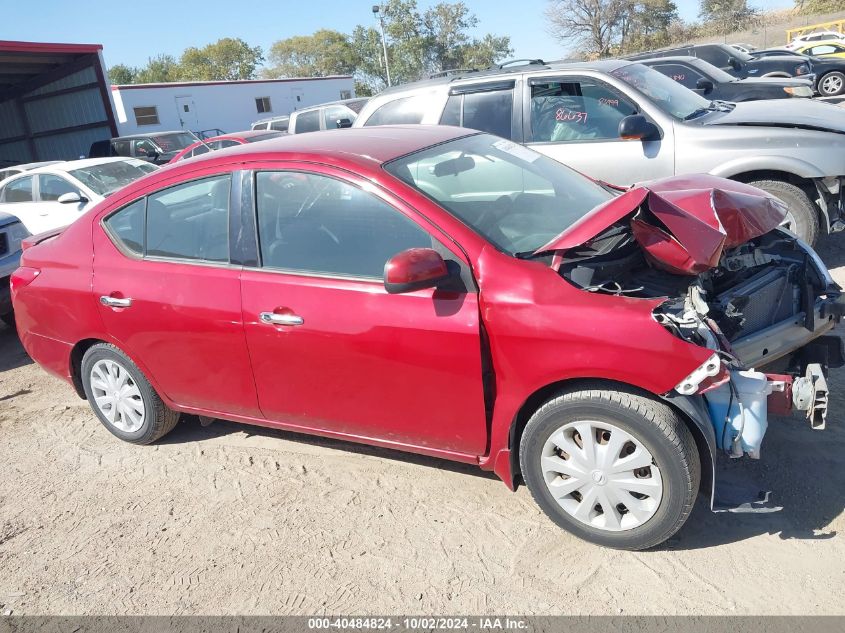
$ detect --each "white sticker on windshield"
[492,139,541,163]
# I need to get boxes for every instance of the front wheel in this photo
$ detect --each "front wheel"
[519,386,700,550]
[819,71,845,97]
[749,179,819,246]
[81,343,180,444]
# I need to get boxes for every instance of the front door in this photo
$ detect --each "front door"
[524,75,675,187]
[240,168,488,455]
[92,174,260,417]
[175,96,198,130]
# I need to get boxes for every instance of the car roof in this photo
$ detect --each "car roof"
[23,157,149,175]
[114,131,190,140]
[4,160,63,171]
[211,130,284,141]
[164,125,474,171]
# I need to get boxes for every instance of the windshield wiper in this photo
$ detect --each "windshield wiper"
[684,99,735,120]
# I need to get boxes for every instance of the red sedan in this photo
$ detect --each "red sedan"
[168,129,286,163]
[11,127,842,549]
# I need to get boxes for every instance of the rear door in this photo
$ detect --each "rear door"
[438,80,521,141]
[524,74,675,187]
[92,173,260,417]
[239,166,488,455]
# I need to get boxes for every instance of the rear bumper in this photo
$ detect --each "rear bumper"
[18,329,74,383]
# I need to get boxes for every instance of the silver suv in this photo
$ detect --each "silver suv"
[354,59,845,245]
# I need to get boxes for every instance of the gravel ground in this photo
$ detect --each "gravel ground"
[1,243,845,615]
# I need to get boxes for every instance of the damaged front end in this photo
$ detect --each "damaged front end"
[542,175,844,496]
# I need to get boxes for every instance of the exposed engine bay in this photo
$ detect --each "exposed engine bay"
[548,176,845,462]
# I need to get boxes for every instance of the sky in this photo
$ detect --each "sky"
[1,0,795,70]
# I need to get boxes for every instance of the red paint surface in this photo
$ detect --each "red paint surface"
[13,128,742,485]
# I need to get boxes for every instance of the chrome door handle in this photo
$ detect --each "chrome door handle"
[260,312,304,326]
[100,296,132,308]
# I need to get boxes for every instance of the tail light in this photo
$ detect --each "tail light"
[675,353,728,395]
[10,267,40,294]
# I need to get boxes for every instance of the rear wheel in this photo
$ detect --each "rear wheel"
[749,179,819,246]
[819,71,845,97]
[80,343,180,444]
[519,385,700,550]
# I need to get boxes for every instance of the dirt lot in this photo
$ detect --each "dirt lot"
[2,245,845,616]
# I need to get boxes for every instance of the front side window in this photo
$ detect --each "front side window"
[385,133,613,256]
[439,88,514,139]
[38,174,79,201]
[809,45,839,55]
[324,105,356,129]
[530,78,637,143]
[270,118,289,131]
[294,110,320,133]
[3,176,34,203]
[133,106,159,126]
[650,63,706,91]
[145,176,230,262]
[255,171,432,278]
[363,94,430,126]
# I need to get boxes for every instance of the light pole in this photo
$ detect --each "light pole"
[373,4,392,87]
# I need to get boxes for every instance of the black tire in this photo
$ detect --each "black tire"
[749,179,819,246]
[0,312,14,329]
[819,71,845,97]
[80,343,180,445]
[519,385,700,550]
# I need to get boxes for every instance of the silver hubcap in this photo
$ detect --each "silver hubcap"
[780,210,796,233]
[90,359,145,432]
[541,420,663,532]
[823,75,843,94]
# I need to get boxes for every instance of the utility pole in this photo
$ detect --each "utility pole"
[373,4,392,87]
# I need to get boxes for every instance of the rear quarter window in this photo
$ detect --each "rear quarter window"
[363,94,430,126]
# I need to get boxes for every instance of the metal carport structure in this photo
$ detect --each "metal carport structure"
[0,40,117,167]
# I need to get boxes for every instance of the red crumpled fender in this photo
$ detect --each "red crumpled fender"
[537,174,788,275]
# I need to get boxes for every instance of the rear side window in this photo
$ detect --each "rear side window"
[255,171,432,278]
[294,110,320,133]
[104,199,145,255]
[439,89,513,139]
[270,119,289,131]
[363,95,429,126]
[4,176,33,202]
[145,175,230,262]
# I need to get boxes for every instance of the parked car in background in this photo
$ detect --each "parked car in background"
[0,158,157,235]
[169,130,287,163]
[88,131,198,165]
[749,48,799,58]
[0,211,28,327]
[11,127,843,549]
[251,115,290,132]
[729,43,756,54]
[626,43,814,80]
[354,59,845,245]
[786,30,845,50]
[637,56,813,101]
[287,98,369,134]
[0,161,63,184]
[749,47,845,96]
[794,41,845,59]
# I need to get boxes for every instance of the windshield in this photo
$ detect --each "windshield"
[150,132,197,152]
[70,159,158,196]
[385,134,614,255]
[611,63,710,120]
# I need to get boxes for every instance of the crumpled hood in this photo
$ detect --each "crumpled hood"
[536,174,788,275]
[704,97,845,133]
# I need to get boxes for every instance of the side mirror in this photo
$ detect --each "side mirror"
[57,192,87,204]
[728,56,741,71]
[384,248,450,294]
[618,115,660,141]
[336,118,353,129]
[696,78,715,94]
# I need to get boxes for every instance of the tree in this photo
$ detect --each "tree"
[699,0,759,34]
[264,30,358,78]
[135,55,181,84]
[546,0,635,58]
[622,0,679,52]
[179,38,264,81]
[795,0,845,13]
[108,64,137,85]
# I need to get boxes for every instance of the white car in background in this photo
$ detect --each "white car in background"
[786,30,845,50]
[0,157,158,235]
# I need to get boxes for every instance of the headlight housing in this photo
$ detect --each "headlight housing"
[783,85,813,97]
[675,353,726,395]
[795,63,811,76]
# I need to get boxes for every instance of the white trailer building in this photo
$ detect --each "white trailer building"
[110,76,355,136]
